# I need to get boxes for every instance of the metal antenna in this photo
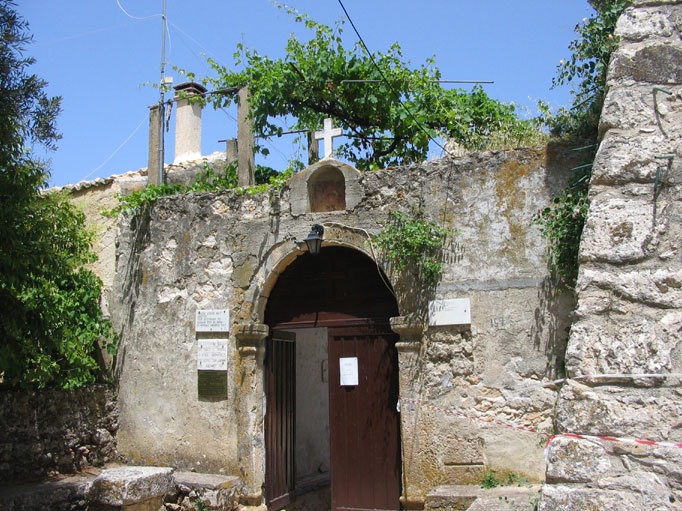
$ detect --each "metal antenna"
[157,0,167,184]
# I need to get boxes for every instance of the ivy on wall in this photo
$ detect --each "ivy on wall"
[536,0,631,288]
[374,209,451,288]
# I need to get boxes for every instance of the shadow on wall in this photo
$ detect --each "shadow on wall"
[532,278,575,380]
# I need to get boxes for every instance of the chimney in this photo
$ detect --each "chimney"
[173,82,208,164]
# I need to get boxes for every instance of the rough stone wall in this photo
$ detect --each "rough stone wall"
[60,153,227,312]
[110,144,578,502]
[542,1,682,509]
[0,385,118,482]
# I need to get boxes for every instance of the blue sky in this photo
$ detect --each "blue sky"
[18,1,594,187]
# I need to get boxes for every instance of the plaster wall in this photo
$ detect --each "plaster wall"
[293,327,330,486]
[109,146,577,504]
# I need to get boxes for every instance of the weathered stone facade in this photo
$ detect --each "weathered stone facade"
[19,3,679,509]
[109,146,578,507]
[541,1,682,509]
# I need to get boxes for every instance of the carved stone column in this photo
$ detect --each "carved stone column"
[390,316,425,510]
[234,323,268,505]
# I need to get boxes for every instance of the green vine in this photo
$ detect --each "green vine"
[537,0,630,288]
[535,154,591,289]
[195,5,543,170]
[374,209,451,287]
[105,162,294,217]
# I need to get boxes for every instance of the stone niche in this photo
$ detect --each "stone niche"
[290,158,363,215]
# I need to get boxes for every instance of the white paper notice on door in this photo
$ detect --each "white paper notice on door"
[339,357,359,386]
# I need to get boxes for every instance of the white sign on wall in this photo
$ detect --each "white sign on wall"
[195,309,230,332]
[197,339,228,371]
[339,357,359,386]
[428,298,471,326]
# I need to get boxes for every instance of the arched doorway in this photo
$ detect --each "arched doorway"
[264,246,402,511]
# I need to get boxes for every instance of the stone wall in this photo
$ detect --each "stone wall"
[0,385,118,482]
[110,144,579,503]
[542,1,682,509]
[60,152,228,325]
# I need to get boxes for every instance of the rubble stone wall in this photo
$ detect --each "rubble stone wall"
[542,1,682,509]
[0,385,118,482]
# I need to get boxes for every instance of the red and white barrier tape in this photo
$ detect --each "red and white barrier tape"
[398,396,682,451]
[544,373,682,388]
[545,433,682,450]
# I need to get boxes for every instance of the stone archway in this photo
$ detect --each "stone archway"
[261,246,402,511]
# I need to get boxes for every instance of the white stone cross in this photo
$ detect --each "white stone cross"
[314,117,343,158]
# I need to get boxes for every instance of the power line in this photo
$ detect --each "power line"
[115,0,159,21]
[335,0,452,157]
[79,115,148,182]
[32,21,146,47]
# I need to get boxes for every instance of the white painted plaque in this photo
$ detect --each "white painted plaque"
[428,298,471,326]
[197,339,228,370]
[339,357,359,386]
[195,309,230,332]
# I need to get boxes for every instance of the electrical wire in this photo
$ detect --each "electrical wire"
[335,0,452,158]
[32,21,146,47]
[168,20,221,63]
[115,0,160,21]
[79,115,148,182]
[115,0,171,62]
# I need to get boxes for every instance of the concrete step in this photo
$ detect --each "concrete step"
[424,484,543,511]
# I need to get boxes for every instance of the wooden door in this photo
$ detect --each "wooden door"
[328,326,402,511]
[265,330,296,511]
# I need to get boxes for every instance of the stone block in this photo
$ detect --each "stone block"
[539,484,644,511]
[579,197,653,263]
[554,380,682,442]
[88,466,175,508]
[173,472,243,510]
[541,472,682,510]
[611,44,682,84]
[590,131,676,186]
[442,465,487,485]
[425,485,543,511]
[600,85,657,133]
[442,437,485,466]
[617,5,676,41]
[545,436,612,483]
[565,313,678,375]
[577,266,682,310]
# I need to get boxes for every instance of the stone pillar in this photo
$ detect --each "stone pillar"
[234,323,268,506]
[542,2,682,509]
[173,82,208,164]
[390,316,426,510]
[226,138,238,168]
[237,86,255,187]
[147,104,163,186]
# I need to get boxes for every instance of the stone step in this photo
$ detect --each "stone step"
[424,484,543,511]
[172,471,244,510]
[88,466,176,510]
[0,467,245,511]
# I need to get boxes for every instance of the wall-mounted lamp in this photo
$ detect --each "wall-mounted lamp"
[304,224,324,255]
